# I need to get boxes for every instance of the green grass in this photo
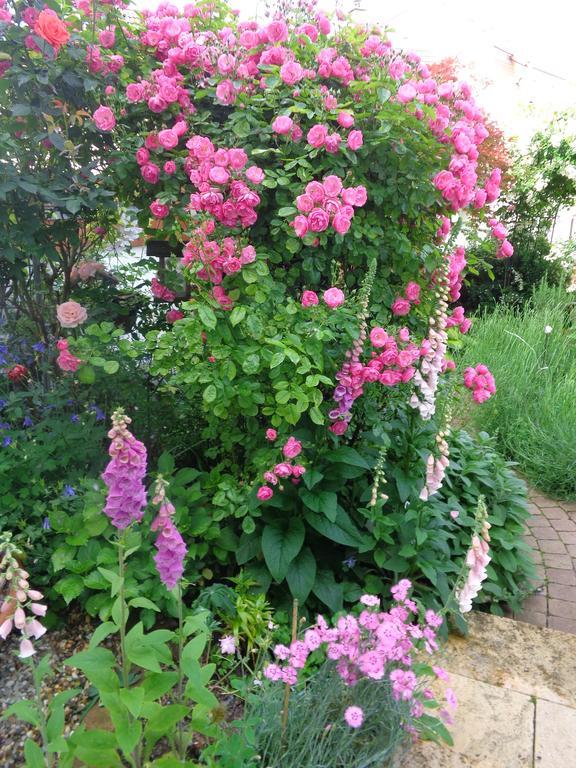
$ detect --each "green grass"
[459,284,576,500]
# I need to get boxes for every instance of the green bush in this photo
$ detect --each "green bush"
[460,284,576,499]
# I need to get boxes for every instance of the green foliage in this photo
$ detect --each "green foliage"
[462,111,576,310]
[245,666,421,768]
[460,284,576,499]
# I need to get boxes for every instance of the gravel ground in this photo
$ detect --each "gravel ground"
[0,613,93,768]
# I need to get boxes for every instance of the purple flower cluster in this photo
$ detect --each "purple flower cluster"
[102,411,147,529]
[151,480,187,590]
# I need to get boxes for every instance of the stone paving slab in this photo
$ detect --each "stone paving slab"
[404,673,534,768]
[534,700,576,768]
[403,612,576,767]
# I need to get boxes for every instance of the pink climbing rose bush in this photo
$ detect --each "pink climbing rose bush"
[81,0,513,610]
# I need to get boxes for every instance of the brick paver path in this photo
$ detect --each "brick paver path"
[515,488,576,634]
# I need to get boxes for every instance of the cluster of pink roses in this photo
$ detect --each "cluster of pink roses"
[291,175,367,238]
[463,364,496,404]
[301,287,345,309]
[264,583,448,727]
[181,222,256,291]
[151,276,177,301]
[305,122,363,154]
[488,218,514,259]
[56,338,82,373]
[391,281,421,317]
[185,137,264,229]
[445,306,471,334]
[257,433,305,501]
[329,327,421,435]
[447,246,467,302]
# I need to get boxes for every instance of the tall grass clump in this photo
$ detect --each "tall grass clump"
[460,284,576,499]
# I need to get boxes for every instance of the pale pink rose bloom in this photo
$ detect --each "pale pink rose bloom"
[337,111,354,128]
[282,436,302,459]
[272,115,293,135]
[92,105,115,131]
[257,486,273,501]
[245,166,264,184]
[265,428,277,440]
[391,298,411,316]
[323,287,345,309]
[347,130,363,151]
[370,327,388,347]
[56,300,87,328]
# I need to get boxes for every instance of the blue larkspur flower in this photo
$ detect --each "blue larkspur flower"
[32,341,46,353]
[22,415,33,427]
[2,436,12,447]
[70,414,79,423]
[343,556,357,569]
[42,517,51,531]
[63,484,76,498]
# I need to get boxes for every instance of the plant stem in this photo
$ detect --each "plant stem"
[280,599,299,744]
[118,530,129,689]
[30,656,53,768]
[175,581,186,760]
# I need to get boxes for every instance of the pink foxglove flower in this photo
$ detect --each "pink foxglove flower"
[0,533,47,658]
[151,478,187,590]
[102,411,147,529]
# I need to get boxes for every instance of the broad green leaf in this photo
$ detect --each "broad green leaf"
[198,305,217,330]
[286,547,316,603]
[129,597,160,612]
[261,519,305,582]
[24,739,45,768]
[312,570,343,613]
[3,701,40,727]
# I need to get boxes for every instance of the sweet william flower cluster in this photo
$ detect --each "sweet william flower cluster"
[264,581,449,730]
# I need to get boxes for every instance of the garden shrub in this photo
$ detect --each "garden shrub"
[1,0,532,618]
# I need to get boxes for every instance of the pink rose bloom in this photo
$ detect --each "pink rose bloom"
[280,60,304,85]
[135,147,149,166]
[240,245,256,264]
[150,200,170,218]
[301,290,319,307]
[405,282,421,302]
[92,105,115,131]
[323,287,345,309]
[158,128,178,149]
[216,79,236,104]
[323,175,342,197]
[126,83,144,102]
[307,124,328,148]
[397,83,417,103]
[228,148,248,170]
[223,257,242,274]
[332,212,351,235]
[56,301,87,328]
[347,130,363,151]
[293,215,309,237]
[291,125,303,142]
[141,163,160,184]
[283,436,302,459]
[209,166,230,184]
[272,115,293,135]
[164,160,176,175]
[306,181,325,203]
[337,111,354,128]
[391,298,411,316]
[257,486,273,501]
[296,194,314,213]
[245,165,264,184]
[329,420,348,435]
[497,240,514,258]
[351,187,366,207]
[264,471,278,485]
[274,462,292,478]
[266,428,277,441]
[166,309,184,323]
[398,327,410,342]
[57,343,82,372]
[324,134,341,154]
[266,20,288,43]
[370,327,388,347]
[308,208,330,232]
[99,27,115,48]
